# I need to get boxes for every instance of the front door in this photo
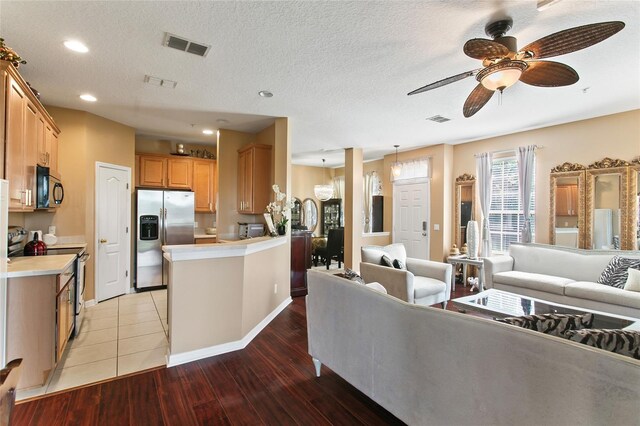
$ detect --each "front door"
[96,163,131,301]
[393,180,430,259]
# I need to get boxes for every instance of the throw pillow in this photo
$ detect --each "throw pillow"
[498,313,594,337]
[344,267,364,285]
[365,282,388,294]
[564,329,640,360]
[392,259,406,270]
[624,267,640,292]
[381,254,394,268]
[598,256,640,289]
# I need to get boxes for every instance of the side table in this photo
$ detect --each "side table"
[446,255,485,292]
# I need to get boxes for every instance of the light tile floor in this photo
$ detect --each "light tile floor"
[17,289,168,401]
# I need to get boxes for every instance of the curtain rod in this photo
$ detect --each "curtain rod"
[474,145,544,158]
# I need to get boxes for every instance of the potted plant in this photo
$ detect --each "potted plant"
[266,185,292,236]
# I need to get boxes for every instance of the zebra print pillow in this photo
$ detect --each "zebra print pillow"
[598,256,640,289]
[499,313,594,337]
[381,255,394,268]
[344,268,365,284]
[564,329,640,360]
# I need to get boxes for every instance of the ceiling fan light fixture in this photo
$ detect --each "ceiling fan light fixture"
[477,61,528,91]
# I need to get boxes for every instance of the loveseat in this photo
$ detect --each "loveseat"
[484,243,640,318]
[306,270,640,425]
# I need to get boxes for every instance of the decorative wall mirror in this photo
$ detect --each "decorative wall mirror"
[291,197,302,228]
[302,198,319,233]
[549,163,586,249]
[630,158,640,250]
[454,174,475,249]
[585,158,630,250]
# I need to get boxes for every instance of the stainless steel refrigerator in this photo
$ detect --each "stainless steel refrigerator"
[135,189,195,289]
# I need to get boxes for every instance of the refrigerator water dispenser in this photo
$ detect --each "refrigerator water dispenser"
[140,215,159,240]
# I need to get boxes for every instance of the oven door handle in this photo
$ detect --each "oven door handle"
[79,253,91,262]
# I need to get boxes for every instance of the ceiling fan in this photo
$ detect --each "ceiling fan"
[407,19,625,117]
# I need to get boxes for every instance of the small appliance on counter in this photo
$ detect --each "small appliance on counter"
[7,226,27,257]
[24,232,47,256]
[36,165,64,209]
[238,223,265,239]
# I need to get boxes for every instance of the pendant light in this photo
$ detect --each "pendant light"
[314,159,333,201]
[391,145,402,178]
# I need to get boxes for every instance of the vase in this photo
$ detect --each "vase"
[466,220,479,259]
[277,225,286,236]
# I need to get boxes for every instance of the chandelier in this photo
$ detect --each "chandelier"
[314,158,333,201]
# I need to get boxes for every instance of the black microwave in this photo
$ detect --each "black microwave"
[36,165,64,209]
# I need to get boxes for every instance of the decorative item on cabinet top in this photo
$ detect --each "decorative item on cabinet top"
[0,37,27,67]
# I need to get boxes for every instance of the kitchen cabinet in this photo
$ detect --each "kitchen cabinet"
[167,157,192,189]
[556,184,578,216]
[291,230,312,297]
[196,237,217,244]
[56,283,72,361]
[237,143,272,214]
[193,159,216,212]
[2,62,60,211]
[139,155,167,187]
[37,119,60,173]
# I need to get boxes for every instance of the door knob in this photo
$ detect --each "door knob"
[100,239,107,243]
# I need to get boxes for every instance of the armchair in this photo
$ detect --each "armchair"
[359,244,451,308]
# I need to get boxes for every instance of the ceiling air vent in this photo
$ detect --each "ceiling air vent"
[163,33,211,57]
[426,115,451,123]
[144,75,178,89]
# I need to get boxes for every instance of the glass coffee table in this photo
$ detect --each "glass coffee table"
[453,289,639,330]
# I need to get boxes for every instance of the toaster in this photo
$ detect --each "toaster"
[238,223,265,239]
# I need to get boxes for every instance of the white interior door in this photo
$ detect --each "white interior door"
[96,163,131,302]
[393,180,430,259]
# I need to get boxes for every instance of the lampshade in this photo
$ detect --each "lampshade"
[478,61,528,91]
[314,184,333,201]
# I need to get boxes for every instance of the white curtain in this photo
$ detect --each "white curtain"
[332,176,345,226]
[390,158,432,182]
[476,153,493,256]
[517,145,536,243]
[363,172,377,233]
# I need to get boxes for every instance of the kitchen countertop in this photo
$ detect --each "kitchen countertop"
[7,255,76,278]
[47,242,88,249]
[194,228,216,239]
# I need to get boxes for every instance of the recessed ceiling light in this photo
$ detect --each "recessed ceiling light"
[64,40,89,53]
[202,129,214,135]
[258,90,273,98]
[79,94,97,102]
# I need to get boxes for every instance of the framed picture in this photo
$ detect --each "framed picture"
[263,213,277,236]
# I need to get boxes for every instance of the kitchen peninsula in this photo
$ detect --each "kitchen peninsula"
[162,236,290,366]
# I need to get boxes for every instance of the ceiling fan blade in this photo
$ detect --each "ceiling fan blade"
[463,84,494,118]
[463,38,510,60]
[407,69,481,96]
[520,61,579,87]
[521,21,625,59]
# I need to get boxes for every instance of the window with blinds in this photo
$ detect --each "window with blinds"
[489,156,535,254]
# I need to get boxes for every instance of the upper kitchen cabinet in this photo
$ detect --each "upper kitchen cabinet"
[167,157,192,189]
[1,62,60,212]
[237,143,272,214]
[138,154,167,187]
[193,159,217,213]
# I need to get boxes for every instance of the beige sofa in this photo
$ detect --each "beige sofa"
[306,270,640,425]
[484,243,640,318]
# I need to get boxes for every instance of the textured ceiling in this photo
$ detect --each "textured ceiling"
[1,1,638,166]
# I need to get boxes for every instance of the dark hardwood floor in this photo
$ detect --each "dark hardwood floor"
[12,276,476,425]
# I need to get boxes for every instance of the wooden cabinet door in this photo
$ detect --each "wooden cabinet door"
[555,186,570,216]
[167,158,192,189]
[56,285,69,361]
[6,76,26,210]
[23,101,37,210]
[139,156,167,187]
[237,150,248,212]
[49,131,59,173]
[36,114,46,166]
[251,146,272,215]
[193,160,215,212]
[569,185,578,216]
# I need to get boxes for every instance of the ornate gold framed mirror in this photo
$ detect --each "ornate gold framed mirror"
[630,157,640,250]
[549,162,586,248]
[585,158,631,250]
[454,174,475,249]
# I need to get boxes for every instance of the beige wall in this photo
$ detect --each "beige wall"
[22,107,136,302]
[451,109,640,247]
[291,165,327,236]
[135,137,215,157]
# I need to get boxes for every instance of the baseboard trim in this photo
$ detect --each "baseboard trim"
[166,297,293,367]
[84,299,97,308]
